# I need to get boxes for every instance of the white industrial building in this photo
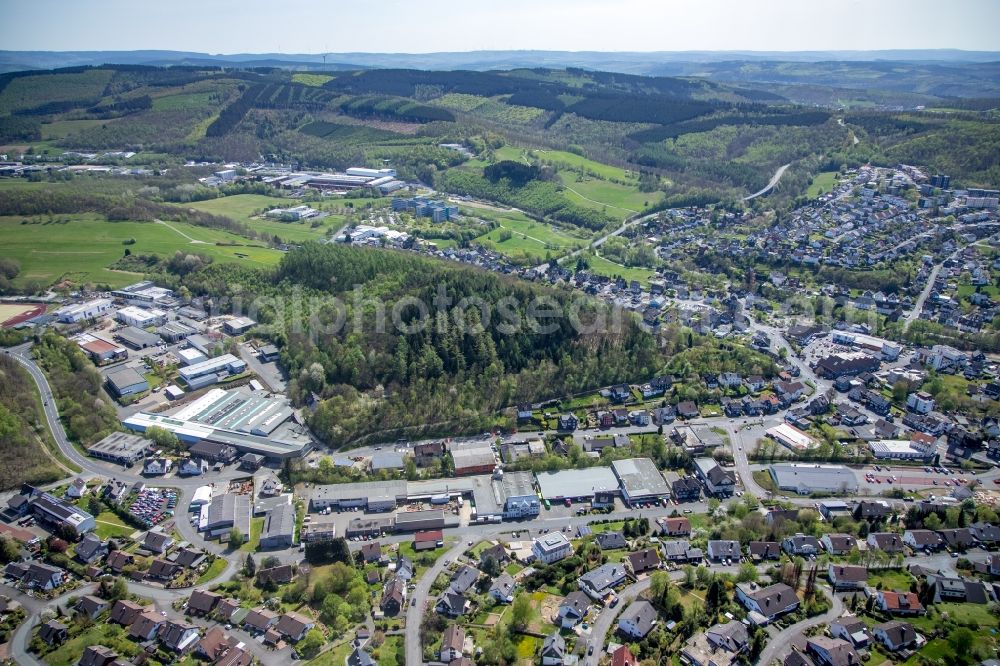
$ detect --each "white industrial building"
[766,423,819,451]
[177,353,247,389]
[768,464,858,495]
[868,439,936,460]
[111,281,174,307]
[55,298,113,323]
[116,306,167,328]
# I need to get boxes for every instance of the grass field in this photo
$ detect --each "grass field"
[152,91,218,111]
[292,73,335,87]
[806,171,840,198]
[39,119,111,141]
[581,252,657,286]
[40,623,141,666]
[0,214,282,289]
[559,174,652,215]
[243,516,264,552]
[182,194,346,242]
[93,510,135,540]
[472,208,587,261]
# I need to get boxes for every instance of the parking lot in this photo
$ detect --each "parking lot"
[125,487,178,527]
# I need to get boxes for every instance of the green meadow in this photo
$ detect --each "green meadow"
[181,194,347,242]
[0,213,282,288]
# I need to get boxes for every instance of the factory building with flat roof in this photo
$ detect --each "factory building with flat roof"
[87,432,151,465]
[177,354,247,389]
[769,464,858,495]
[122,387,312,460]
[536,467,620,502]
[611,458,671,504]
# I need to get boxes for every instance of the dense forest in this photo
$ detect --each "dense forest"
[182,243,672,447]
[0,354,64,490]
[32,332,121,447]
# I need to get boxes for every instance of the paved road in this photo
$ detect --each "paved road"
[744,164,790,201]
[757,585,844,666]
[404,539,467,666]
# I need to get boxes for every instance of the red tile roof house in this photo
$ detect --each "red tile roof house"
[877,591,925,616]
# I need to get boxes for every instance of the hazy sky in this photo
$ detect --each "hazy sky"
[1,0,998,53]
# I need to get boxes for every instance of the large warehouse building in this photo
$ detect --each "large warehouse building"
[611,458,671,505]
[122,387,312,460]
[768,463,858,495]
[87,432,151,465]
[536,467,620,502]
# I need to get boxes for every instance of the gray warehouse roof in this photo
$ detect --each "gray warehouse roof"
[106,366,148,391]
[536,467,620,500]
[769,463,859,494]
[312,480,407,505]
[262,503,295,541]
[612,458,670,498]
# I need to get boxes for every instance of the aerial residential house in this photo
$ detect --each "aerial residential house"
[806,637,860,666]
[532,532,572,564]
[129,609,166,641]
[160,619,200,654]
[78,645,127,666]
[830,617,871,649]
[662,517,691,536]
[626,548,661,576]
[938,528,976,551]
[541,631,566,666]
[413,441,446,467]
[558,591,590,628]
[828,564,867,591]
[275,612,314,642]
[618,599,658,639]
[970,522,1000,545]
[872,621,918,652]
[736,583,799,623]
[146,558,180,581]
[903,529,944,551]
[596,531,627,550]
[579,563,628,600]
[853,501,893,522]
[74,595,109,619]
[611,645,638,666]
[782,534,822,556]
[821,534,858,556]
[74,533,108,565]
[435,591,468,617]
[38,620,68,646]
[876,591,925,616]
[683,621,749,666]
[707,540,741,562]
[677,401,700,419]
[489,573,516,604]
[380,577,406,616]
[448,565,481,595]
[694,458,736,496]
[867,532,905,554]
[187,590,221,616]
[774,380,806,402]
[662,540,702,564]
[748,541,781,562]
[440,624,466,662]
[244,608,279,635]
[5,561,64,591]
[671,477,702,502]
[110,599,146,626]
[142,530,174,555]
[925,574,994,604]
[479,543,509,568]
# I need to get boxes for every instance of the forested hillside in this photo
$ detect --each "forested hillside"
[183,243,674,447]
[0,355,64,490]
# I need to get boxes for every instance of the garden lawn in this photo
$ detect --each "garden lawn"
[197,557,228,584]
[374,635,404,666]
[40,624,141,666]
[242,516,264,552]
[93,510,135,540]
